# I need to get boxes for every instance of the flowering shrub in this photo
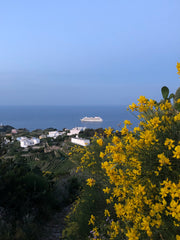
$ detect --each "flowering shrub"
[96,97,180,240]
[177,62,180,75]
[63,64,180,240]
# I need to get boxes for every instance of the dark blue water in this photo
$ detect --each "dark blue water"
[0,106,139,131]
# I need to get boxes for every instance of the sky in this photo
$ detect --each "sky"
[0,0,180,106]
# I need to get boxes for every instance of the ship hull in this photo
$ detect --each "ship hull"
[81,117,103,122]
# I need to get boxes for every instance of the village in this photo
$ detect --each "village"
[0,124,105,176]
[1,125,90,148]
[16,127,90,148]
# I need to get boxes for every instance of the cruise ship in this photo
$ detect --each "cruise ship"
[80,116,103,122]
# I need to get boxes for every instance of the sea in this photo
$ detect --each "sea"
[0,106,139,131]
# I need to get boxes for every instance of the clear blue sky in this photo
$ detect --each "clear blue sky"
[0,0,180,106]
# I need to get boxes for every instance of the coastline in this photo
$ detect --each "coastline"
[0,105,138,131]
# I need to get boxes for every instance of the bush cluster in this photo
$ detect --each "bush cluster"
[0,159,57,240]
[62,63,180,240]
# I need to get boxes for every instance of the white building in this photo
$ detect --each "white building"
[17,137,40,148]
[47,131,60,138]
[71,137,90,147]
[20,138,30,148]
[39,134,47,139]
[31,137,40,145]
[67,127,86,136]
[59,131,66,136]
[4,137,11,144]
[47,131,65,139]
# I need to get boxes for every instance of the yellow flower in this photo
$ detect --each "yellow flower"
[126,228,140,240]
[133,126,141,133]
[141,216,152,237]
[164,138,175,150]
[147,99,156,109]
[92,227,100,237]
[103,187,110,194]
[104,127,113,137]
[97,138,103,146]
[148,116,161,129]
[106,197,113,204]
[110,221,120,238]
[140,130,157,145]
[177,62,180,75]
[43,170,52,176]
[124,120,132,126]
[128,102,138,112]
[170,200,178,208]
[138,96,148,105]
[121,126,128,135]
[160,100,172,111]
[173,145,180,159]
[114,203,124,218]
[104,209,110,217]
[88,214,95,225]
[86,178,96,187]
[174,112,180,122]
[100,151,105,159]
[158,153,171,166]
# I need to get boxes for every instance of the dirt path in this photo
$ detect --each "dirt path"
[39,205,71,240]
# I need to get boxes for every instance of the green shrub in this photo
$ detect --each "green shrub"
[0,159,57,239]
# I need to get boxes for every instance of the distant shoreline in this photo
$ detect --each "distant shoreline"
[0,105,139,131]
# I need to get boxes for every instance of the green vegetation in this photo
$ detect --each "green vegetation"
[62,92,180,240]
[1,62,180,240]
[0,158,57,240]
[0,125,14,133]
[0,128,81,240]
[62,64,180,240]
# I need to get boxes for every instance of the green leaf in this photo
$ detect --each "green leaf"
[169,93,175,100]
[174,87,180,101]
[174,103,180,111]
[161,86,169,99]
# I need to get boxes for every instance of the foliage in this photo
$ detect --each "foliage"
[62,130,115,239]
[0,159,57,240]
[161,86,169,99]
[0,125,14,133]
[62,64,180,240]
[79,128,105,139]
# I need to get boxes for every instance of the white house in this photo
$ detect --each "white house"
[71,137,90,147]
[39,134,47,139]
[67,127,86,136]
[17,137,40,148]
[4,137,11,144]
[20,138,30,148]
[47,131,60,139]
[31,137,40,145]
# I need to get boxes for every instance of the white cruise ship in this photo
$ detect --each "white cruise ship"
[80,116,103,122]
